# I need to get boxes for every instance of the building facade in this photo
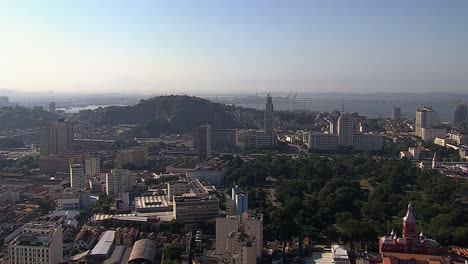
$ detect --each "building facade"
[8,217,63,264]
[114,147,148,169]
[173,195,219,223]
[106,169,131,196]
[40,119,74,155]
[453,103,468,125]
[415,106,441,137]
[85,157,100,177]
[196,125,212,160]
[70,164,85,190]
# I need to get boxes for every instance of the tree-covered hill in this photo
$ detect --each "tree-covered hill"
[78,95,262,134]
[0,106,58,129]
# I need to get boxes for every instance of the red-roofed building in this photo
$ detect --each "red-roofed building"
[379,203,443,256]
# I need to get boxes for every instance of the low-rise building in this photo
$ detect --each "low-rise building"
[73,229,98,252]
[39,152,89,173]
[173,195,219,223]
[115,146,148,169]
[421,127,447,142]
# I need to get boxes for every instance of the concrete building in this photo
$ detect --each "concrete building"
[337,113,354,146]
[39,152,89,173]
[106,169,131,196]
[420,127,447,142]
[415,106,440,138]
[392,107,402,120]
[70,164,85,190]
[48,102,56,113]
[453,103,467,125]
[216,211,263,261]
[56,187,88,211]
[8,217,63,264]
[308,114,383,152]
[238,95,276,150]
[186,164,227,187]
[85,157,100,177]
[264,94,275,147]
[225,232,257,264]
[196,125,212,160]
[73,138,116,151]
[194,128,238,154]
[173,195,219,223]
[40,119,74,155]
[448,129,468,145]
[115,146,148,169]
[167,181,190,200]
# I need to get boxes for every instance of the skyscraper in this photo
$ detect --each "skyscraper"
[196,125,211,160]
[392,107,402,120]
[264,94,275,147]
[415,106,440,137]
[337,113,354,146]
[453,103,467,125]
[40,119,74,155]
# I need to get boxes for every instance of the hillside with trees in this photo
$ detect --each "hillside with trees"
[77,95,262,135]
[225,155,468,248]
[0,106,58,129]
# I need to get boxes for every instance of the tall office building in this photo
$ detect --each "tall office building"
[106,169,130,196]
[453,103,467,125]
[337,113,354,146]
[85,157,100,177]
[415,106,441,137]
[197,125,212,160]
[70,164,85,190]
[49,102,56,113]
[40,119,74,155]
[9,217,63,264]
[264,94,275,147]
[392,107,402,120]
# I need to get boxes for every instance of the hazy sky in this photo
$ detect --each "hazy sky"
[1,0,467,95]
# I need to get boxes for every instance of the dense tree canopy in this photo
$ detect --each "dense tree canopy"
[225,155,468,247]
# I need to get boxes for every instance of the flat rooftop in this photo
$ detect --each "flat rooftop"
[90,230,116,256]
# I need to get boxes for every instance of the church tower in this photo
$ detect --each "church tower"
[402,202,417,242]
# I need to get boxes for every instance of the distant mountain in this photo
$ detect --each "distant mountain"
[78,95,262,135]
[0,105,58,129]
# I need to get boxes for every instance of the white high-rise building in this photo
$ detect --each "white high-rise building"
[106,169,130,196]
[9,217,63,264]
[85,158,100,177]
[70,164,85,190]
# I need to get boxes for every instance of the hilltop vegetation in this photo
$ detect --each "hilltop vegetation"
[0,106,58,129]
[225,155,468,247]
[78,95,261,135]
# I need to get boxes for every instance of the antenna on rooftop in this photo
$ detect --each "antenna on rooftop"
[340,99,345,113]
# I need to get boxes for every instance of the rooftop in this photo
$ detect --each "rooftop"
[90,230,115,256]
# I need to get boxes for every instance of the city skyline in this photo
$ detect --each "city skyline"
[1,0,468,94]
